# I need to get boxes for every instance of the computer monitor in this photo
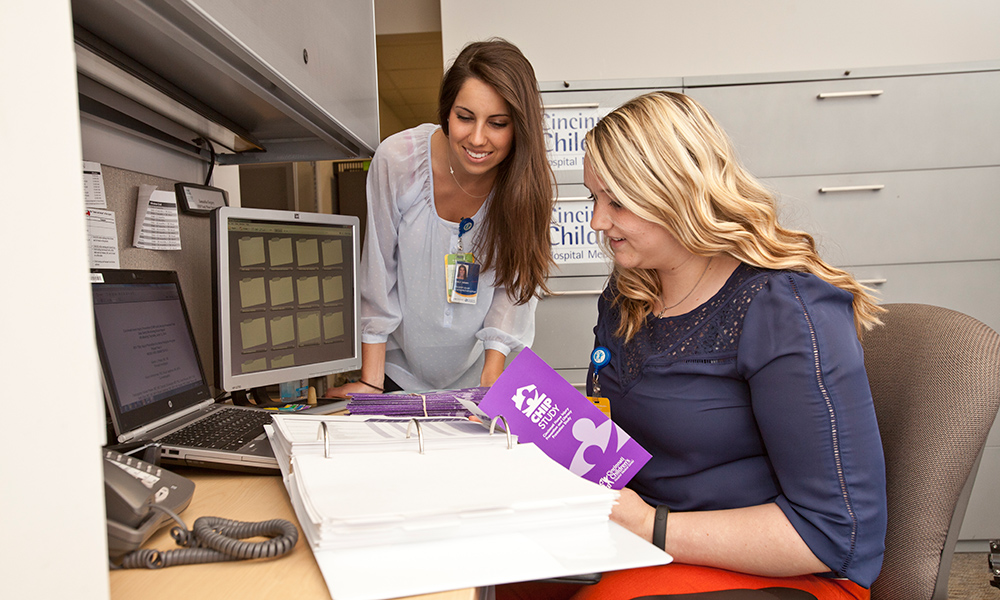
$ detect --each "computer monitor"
[211,206,361,398]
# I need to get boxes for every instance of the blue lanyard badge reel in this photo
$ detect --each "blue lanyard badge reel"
[588,346,612,416]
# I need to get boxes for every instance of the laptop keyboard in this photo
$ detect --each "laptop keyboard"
[159,407,273,451]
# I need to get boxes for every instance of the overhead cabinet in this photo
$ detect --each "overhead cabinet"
[72,0,379,164]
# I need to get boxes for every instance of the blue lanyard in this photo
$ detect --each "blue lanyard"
[590,346,610,395]
[457,217,474,253]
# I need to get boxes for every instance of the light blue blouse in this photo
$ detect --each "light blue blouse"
[360,124,536,390]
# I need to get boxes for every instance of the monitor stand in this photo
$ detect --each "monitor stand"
[230,387,290,408]
[230,386,320,409]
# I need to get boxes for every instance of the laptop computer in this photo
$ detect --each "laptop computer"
[91,268,278,473]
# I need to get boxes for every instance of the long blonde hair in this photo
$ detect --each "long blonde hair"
[585,91,884,341]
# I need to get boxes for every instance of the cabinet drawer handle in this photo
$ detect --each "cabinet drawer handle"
[857,278,888,287]
[817,90,884,99]
[544,103,601,109]
[818,185,885,193]
[544,289,604,297]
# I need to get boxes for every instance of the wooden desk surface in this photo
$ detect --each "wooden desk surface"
[109,468,477,600]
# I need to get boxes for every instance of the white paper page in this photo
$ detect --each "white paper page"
[85,208,120,268]
[133,185,181,250]
[82,161,107,209]
[292,444,614,527]
[310,515,670,600]
[270,424,671,600]
[265,425,291,475]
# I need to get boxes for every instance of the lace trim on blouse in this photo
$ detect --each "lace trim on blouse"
[617,264,770,387]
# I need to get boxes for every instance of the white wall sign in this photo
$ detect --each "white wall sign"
[550,198,605,264]
[543,104,609,171]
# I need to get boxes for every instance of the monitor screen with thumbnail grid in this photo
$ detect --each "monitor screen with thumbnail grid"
[211,207,361,394]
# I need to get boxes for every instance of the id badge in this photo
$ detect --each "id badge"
[450,260,480,304]
[445,252,475,302]
[588,396,611,417]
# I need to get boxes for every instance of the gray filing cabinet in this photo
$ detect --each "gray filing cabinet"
[683,63,1000,546]
[536,62,1000,545]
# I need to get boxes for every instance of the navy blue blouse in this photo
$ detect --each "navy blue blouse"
[589,264,887,587]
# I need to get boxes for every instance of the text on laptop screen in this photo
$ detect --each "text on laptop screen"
[212,207,362,393]
[92,282,205,415]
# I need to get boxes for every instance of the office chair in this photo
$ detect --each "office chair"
[630,303,1000,600]
[862,303,1000,600]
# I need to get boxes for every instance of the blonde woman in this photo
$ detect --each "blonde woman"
[503,92,887,600]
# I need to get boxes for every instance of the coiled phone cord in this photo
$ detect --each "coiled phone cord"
[114,505,298,569]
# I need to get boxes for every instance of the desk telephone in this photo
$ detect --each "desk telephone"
[103,448,298,569]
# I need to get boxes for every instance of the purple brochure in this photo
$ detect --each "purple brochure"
[477,348,651,489]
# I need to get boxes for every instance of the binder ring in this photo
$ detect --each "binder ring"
[489,415,513,449]
[320,421,332,458]
[405,418,425,454]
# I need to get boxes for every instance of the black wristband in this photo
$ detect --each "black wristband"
[358,378,384,392]
[652,505,669,550]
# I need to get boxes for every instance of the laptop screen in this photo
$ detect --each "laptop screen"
[92,270,213,437]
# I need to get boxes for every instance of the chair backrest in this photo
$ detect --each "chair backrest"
[863,304,1000,600]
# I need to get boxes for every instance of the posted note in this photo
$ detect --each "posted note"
[82,161,107,209]
[85,209,120,269]
[133,184,181,250]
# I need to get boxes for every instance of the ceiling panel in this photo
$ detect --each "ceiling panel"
[376,31,443,139]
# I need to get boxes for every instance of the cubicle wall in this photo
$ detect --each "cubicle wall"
[98,166,216,388]
[75,0,380,393]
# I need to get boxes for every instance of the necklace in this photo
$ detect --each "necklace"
[657,256,713,318]
[447,151,491,199]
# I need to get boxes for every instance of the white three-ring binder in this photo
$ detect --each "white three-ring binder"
[266,414,671,600]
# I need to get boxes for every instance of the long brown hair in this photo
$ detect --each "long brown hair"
[585,91,884,341]
[439,38,554,304]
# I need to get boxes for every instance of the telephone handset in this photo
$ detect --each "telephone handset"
[103,448,299,569]
[104,448,196,560]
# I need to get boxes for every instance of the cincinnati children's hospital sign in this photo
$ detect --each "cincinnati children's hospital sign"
[545,104,612,265]
[551,198,605,265]
[544,104,609,171]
